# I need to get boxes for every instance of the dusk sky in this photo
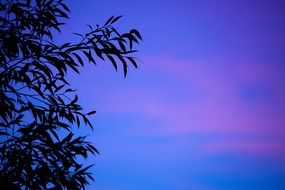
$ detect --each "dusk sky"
[61,1,285,189]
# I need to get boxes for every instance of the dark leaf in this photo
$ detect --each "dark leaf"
[127,57,138,68]
[104,16,114,26]
[118,40,126,53]
[107,55,117,70]
[72,53,84,66]
[70,95,78,105]
[0,131,10,136]
[117,55,128,77]
[111,15,122,24]
[60,3,70,12]
[130,29,142,40]
[87,111,96,115]
[83,50,96,64]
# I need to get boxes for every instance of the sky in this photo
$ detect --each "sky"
[61,0,285,189]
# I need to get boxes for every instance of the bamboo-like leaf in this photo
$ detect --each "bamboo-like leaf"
[107,55,117,70]
[130,29,142,40]
[104,16,114,26]
[72,53,84,66]
[87,111,96,115]
[111,15,122,24]
[127,57,138,68]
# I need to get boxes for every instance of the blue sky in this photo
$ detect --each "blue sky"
[58,1,285,189]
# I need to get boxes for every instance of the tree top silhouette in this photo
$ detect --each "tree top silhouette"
[0,0,142,189]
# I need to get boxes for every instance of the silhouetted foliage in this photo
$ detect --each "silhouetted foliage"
[0,0,141,189]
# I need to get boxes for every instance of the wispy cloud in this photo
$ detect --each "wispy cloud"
[96,55,285,160]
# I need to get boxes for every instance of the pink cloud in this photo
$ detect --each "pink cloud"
[202,139,285,161]
[94,55,285,159]
[102,56,285,128]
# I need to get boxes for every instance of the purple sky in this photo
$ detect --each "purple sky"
[62,0,285,189]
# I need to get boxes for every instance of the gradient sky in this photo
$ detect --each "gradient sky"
[60,1,285,189]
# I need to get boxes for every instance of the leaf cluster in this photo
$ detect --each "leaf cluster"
[0,0,141,189]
